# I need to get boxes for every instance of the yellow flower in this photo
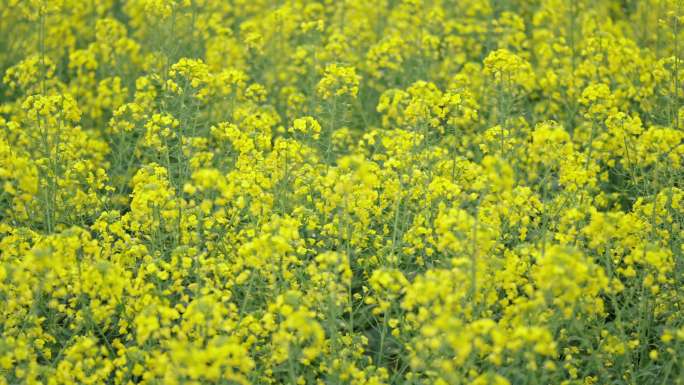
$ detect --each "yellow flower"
[316,64,361,100]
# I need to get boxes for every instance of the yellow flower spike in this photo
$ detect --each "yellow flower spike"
[317,64,361,100]
[484,48,535,91]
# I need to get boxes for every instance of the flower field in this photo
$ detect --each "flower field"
[1,0,684,384]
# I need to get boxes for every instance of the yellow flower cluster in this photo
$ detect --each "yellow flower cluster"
[1,1,684,385]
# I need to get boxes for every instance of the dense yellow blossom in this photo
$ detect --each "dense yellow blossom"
[1,0,684,384]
